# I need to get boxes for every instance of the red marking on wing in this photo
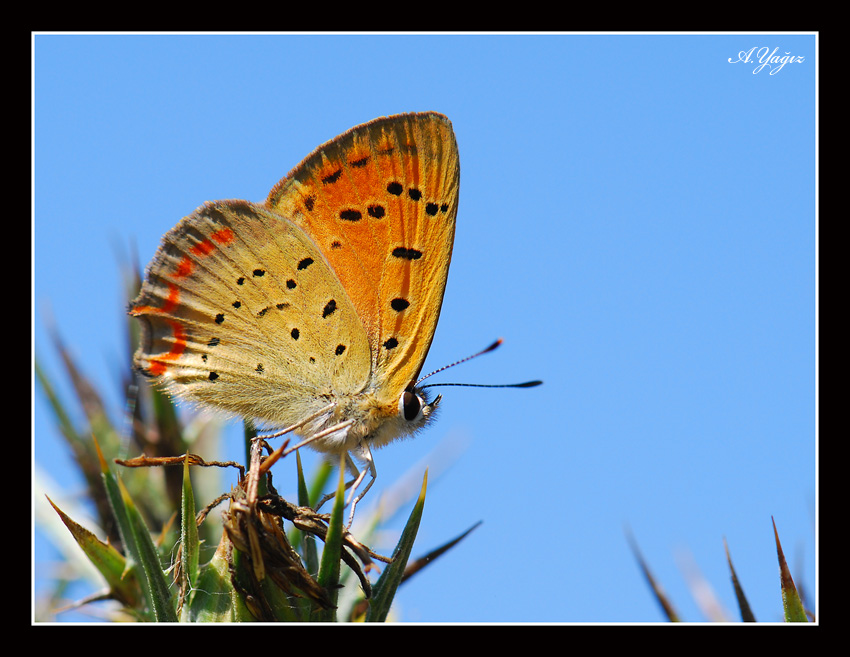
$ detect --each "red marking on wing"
[133,227,235,375]
[211,228,235,244]
[147,320,188,376]
[191,240,215,257]
[174,256,195,278]
[176,229,232,277]
[161,282,180,313]
[130,282,180,316]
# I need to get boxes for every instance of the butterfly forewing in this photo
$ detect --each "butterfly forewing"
[130,199,371,426]
[267,112,460,400]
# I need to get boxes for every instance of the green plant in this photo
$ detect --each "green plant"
[627,518,814,622]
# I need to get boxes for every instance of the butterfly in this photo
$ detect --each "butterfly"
[130,112,460,512]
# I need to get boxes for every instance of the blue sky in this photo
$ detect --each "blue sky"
[33,33,816,623]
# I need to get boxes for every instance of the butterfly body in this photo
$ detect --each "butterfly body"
[130,113,458,466]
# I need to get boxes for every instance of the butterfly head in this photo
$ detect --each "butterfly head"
[400,386,442,425]
[354,384,441,451]
[308,382,441,455]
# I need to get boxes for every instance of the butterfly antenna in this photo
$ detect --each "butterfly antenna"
[415,339,503,386]
[420,380,543,390]
[415,339,543,390]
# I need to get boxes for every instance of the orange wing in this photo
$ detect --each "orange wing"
[267,112,459,400]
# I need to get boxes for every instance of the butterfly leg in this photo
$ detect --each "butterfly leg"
[313,455,362,512]
[259,404,337,442]
[313,443,377,526]
[343,444,377,527]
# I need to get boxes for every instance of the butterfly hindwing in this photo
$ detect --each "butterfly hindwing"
[130,199,371,426]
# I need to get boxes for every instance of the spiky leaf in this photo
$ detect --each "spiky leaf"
[366,470,428,622]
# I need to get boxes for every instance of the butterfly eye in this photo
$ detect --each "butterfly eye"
[400,390,423,422]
